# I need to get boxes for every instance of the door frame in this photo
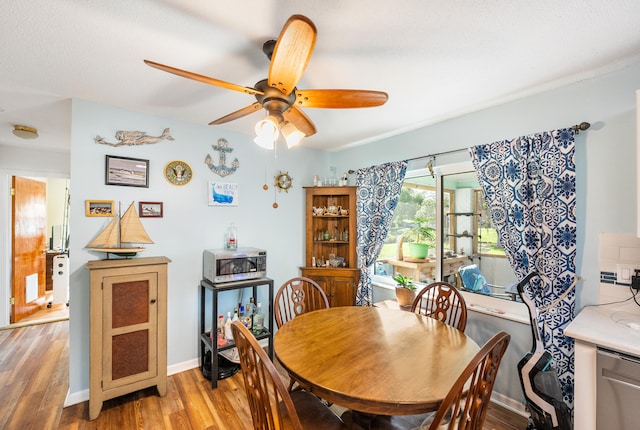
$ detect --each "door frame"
[0,168,68,327]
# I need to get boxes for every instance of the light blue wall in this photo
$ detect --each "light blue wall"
[331,61,640,310]
[67,99,326,398]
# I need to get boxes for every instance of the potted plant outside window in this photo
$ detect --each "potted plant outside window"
[392,273,417,307]
[403,217,436,260]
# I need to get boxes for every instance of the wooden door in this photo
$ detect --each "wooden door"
[11,176,47,323]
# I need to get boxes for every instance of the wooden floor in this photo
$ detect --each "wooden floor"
[1,320,529,429]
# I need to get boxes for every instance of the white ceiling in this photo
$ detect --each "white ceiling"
[2,0,640,153]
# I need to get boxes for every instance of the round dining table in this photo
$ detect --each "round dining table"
[274,305,480,416]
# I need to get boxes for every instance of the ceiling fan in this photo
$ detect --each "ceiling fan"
[144,14,388,148]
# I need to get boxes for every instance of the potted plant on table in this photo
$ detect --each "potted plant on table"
[403,217,436,260]
[392,273,417,307]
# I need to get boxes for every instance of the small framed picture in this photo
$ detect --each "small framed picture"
[139,201,163,218]
[105,155,149,187]
[86,200,114,217]
[208,182,238,206]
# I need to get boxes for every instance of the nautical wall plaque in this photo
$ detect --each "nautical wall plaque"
[205,138,239,177]
[95,128,174,146]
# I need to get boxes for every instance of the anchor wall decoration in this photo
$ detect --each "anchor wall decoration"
[204,138,239,177]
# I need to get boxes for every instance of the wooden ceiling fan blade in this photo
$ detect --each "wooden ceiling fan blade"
[283,106,317,137]
[268,15,317,96]
[209,103,263,125]
[144,59,263,96]
[295,89,388,108]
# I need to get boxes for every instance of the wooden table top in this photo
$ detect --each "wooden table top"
[274,306,480,415]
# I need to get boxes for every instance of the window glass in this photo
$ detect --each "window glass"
[374,166,519,302]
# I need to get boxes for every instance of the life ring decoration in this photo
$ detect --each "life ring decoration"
[164,160,193,186]
[275,171,293,192]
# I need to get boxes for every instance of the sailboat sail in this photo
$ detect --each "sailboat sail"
[119,204,154,245]
[86,203,153,254]
[86,215,121,249]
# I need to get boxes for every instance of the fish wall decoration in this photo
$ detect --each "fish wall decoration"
[95,128,174,146]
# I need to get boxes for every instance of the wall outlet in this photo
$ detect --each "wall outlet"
[616,264,639,285]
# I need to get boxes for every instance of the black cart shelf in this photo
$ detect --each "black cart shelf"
[199,277,274,388]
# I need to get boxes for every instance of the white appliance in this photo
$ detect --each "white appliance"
[52,254,69,304]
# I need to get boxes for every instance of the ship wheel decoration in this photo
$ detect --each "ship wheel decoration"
[275,171,293,192]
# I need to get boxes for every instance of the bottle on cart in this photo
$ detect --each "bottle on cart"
[224,311,233,340]
[217,315,227,346]
[232,308,239,323]
[226,223,238,249]
[253,302,265,333]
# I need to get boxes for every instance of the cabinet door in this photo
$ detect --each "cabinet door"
[309,275,333,304]
[331,276,357,307]
[102,272,158,390]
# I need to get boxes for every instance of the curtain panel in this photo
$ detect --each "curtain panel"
[355,161,407,306]
[469,128,577,408]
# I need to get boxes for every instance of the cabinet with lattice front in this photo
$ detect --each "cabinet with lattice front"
[86,256,170,420]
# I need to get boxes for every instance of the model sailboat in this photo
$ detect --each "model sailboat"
[86,202,153,257]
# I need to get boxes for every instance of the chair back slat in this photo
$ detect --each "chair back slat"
[429,331,511,430]
[411,281,467,331]
[231,321,303,430]
[275,277,330,328]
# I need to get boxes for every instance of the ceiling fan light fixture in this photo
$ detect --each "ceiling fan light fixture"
[280,121,305,148]
[13,125,39,139]
[254,115,280,149]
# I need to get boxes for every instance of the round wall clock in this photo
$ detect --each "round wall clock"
[164,160,193,186]
[275,171,293,192]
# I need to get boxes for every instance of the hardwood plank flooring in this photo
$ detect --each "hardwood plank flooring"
[1,320,529,429]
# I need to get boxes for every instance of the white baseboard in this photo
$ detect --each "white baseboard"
[168,358,199,376]
[491,391,528,417]
[63,358,201,407]
[64,388,88,407]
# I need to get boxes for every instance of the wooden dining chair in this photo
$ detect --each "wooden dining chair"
[230,321,349,430]
[274,276,329,328]
[368,331,511,430]
[411,281,467,331]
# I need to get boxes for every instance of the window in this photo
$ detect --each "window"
[374,163,518,302]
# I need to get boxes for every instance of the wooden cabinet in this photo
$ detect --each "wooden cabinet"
[86,256,170,420]
[299,267,359,307]
[301,186,359,307]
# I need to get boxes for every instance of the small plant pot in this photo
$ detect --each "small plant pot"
[396,287,416,307]
[407,243,429,259]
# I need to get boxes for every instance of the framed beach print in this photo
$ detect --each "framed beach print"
[86,200,114,217]
[208,182,238,206]
[139,201,163,218]
[105,155,149,187]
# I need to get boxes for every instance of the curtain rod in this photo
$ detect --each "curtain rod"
[404,121,591,163]
[347,122,590,174]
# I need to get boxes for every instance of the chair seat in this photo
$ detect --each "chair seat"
[290,390,349,430]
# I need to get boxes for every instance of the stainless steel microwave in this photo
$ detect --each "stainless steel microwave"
[203,247,267,284]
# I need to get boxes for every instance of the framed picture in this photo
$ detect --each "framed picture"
[105,155,149,187]
[85,200,114,217]
[139,201,163,218]
[208,182,238,206]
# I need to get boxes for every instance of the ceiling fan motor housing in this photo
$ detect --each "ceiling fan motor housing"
[254,79,296,116]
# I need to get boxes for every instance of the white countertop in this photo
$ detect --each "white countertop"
[565,300,640,357]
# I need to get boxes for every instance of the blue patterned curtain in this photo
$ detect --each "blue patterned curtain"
[469,128,577,409]
[355,161,408,306]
